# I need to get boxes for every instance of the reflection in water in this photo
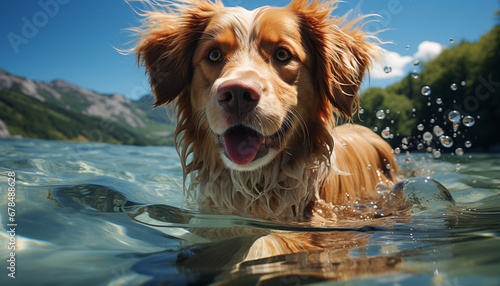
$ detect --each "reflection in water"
[53,176,460,285]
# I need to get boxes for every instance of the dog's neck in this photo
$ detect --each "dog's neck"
[186,140,333,221]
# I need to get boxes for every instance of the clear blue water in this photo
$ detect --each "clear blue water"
[1,138,500,285]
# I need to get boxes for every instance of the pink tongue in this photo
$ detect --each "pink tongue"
[223,126,264,165]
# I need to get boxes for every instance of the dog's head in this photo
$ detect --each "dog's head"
[135,0,378,171]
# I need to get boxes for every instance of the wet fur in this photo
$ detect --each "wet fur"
[133,0,398,221]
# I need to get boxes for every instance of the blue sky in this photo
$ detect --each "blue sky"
[1,0,498,100]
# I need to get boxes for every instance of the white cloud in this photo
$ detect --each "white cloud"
[414,41,445,62]
[369,41,445,80]
[370,50,413,79]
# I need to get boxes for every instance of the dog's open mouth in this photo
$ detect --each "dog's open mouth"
[218,120,290,165]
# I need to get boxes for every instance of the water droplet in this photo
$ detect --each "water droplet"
[436,98,442,105]
[376,110,386,119]
[455,148,464,156]
[406,45,410,50]
[384,66,392,74]
[367,164,372,169]
[450,38,454,44]
[455,163,461,172]
[412,60,420,66]
[438,107,443,112]
[359,108,364,114]
[461,81,466,86]
[433,149,441,158]
[430,118,435,124]
[386,163,391,169]
[423,131,433,142]
[417,143,424,150]
[381,127,391,139]
[433,125,444,136]
[417,124,424,131]
[477,115,481,119]
[421,86,431,96]
[373,127,378,132]
[394,147,401,154]
[448,110,461,123]
[411,70,419,79]
[465,141,472,148]
[401,137,408,145]
[412,108,416,113]
[462,115,475,127]
[439,135,454,148]
[427,102,431,106]
[386,109,390,114]
[450,83,457,91]
[342,143,347,148]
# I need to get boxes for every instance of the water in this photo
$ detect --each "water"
[1,138,500,285]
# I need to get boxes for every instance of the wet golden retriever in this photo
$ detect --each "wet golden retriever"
[133,0,398,221]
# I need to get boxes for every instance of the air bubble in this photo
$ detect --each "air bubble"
[465,141,472,148]
[433,149,441,158]
[462,115,475,127]
[367,164,372,169]
[381,127,391,139]
[455,148,464,156]
[448,110,461,123]
[406,45,410,50]
[373,127,378,132]
[421,86,431,96]
[394,147,401,154]
[450,83,457,91]
[461,81,466,86]
[411,70,419,79]
[450,38,454,44]
[417,124,424,131]
[417,143,424,150]
[433,125,444,136]
[386,163,391,169]
[384,66,392,74]
[436,98,442,105]
[376,110,386,119]
[439,135,454,148]
[401,137,408,145]
[423,131,433,142]
[359,108,364,114]
[412,60,420,66]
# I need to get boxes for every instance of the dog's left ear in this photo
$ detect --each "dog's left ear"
[292,1,378,119]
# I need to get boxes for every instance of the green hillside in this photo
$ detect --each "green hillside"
[356,24,500,152]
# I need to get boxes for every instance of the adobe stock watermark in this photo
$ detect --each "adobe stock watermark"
[65,118,115,164]
[363,0,404,35]
[449,73,500,114]
[7,0,71,54]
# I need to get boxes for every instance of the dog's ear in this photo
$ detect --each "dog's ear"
[135,2,221,106]
[291,0,378,119]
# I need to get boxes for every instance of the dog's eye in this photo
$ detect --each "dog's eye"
[274,48,291,62]
[208,49,222,62]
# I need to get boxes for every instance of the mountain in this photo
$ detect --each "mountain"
[356,24,500,152]
[0,69,175,145]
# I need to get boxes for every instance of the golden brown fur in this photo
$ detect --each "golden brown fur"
[132,0,399,221]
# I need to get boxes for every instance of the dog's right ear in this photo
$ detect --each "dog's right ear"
[134,2,221,106]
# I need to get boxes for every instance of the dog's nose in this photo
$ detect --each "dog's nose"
[217,79,261,116]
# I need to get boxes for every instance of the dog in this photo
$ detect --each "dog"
[133,0,399,222]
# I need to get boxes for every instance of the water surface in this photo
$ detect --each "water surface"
[1,138,499,285]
